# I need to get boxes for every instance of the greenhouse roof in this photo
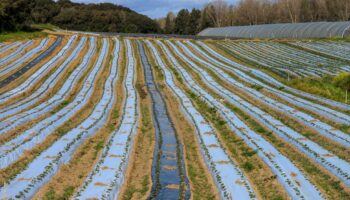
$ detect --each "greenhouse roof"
[198,21,350,39]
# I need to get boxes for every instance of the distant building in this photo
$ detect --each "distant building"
[198,21,350,39]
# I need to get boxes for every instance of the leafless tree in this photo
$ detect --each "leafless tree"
[206,0,229,27]
[158,0,350,34]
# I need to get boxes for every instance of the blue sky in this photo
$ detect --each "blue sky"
[72,0,237,19]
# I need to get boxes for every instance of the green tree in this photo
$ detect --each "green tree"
[32,0,59,23]
[187,8,201,35]
[0,0,36,32]
[174,9,190,35]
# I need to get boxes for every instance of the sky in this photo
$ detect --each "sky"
[72,0,237,19]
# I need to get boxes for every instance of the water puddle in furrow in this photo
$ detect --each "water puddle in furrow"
[0,36,63,88]
[138,41,190,200]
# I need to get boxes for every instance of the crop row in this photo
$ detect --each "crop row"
[188,41,350,124]
[0,36,75,102]
[0,37,88,135]
[0,40,33,66]
[0,41,21,55]
[174,40,350,187]
[197,41,350,111]
[146,40,258,199]
[0,38,50,77]
[0,35,349,199]
[0,37,119,199]
[74,39,139,199]
[291,41,350,61]
[179,41,350,148]
[220,41,348,78]
[159,39,325,199]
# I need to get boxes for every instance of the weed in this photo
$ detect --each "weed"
[242,161,255,172]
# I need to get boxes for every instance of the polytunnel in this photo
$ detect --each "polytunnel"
[198,21,350,39]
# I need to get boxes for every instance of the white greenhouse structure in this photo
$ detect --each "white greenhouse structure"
[198,21,350,39]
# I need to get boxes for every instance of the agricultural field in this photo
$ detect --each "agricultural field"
[0,33,350,200]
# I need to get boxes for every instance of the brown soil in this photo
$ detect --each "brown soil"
[261,89,350,133]
[181,42,350,199]
[0,36,89,144]
[166,184,180,190]
[164,40,288,200]
[0,36,67,96]
[0,38,42,63]
[0,37,110,188]
[118,40,155,200]
[0,37,56,82]
[163,165,177,171]
[150,41,221,200]
[32,38,124,199]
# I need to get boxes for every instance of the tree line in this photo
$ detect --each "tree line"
[0,0,160,33]
[158,0,350,35]
[1,0,349,35]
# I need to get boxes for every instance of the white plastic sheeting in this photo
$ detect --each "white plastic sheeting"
[188,41,350,125]
[0,38,107,169]
[0,37,86,118]
[220,42,346,77]
[162,40,324,199]
[0,38,119,199]
[0,38,49,77]
[0,40,33,66]
[291,41,350,62]
[0,41,21,55]
[198,21,350,39]
[75,39,138,199]
[177,40,350,187]
[177,41,350,148]
[196,41,350,111]
[0,36,76,102]
[0,37,93,135]
[147,40,258,200]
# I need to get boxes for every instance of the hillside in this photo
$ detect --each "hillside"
[0,33,350,199]
[0,0,160,33]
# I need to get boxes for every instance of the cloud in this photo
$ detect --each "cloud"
[72,0,237,18]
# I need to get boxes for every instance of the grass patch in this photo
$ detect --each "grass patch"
[31,24,58,32]
[0,31,47,42]
[62,186,75,199]
[242,162,255,172]
[285,73,350,104]
[44,187,56,200]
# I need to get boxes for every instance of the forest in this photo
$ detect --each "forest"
[0,0,160,33]
[1,0,350,35]
[158,0,350,35]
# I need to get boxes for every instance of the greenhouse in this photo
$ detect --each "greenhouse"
[198,21,350,39]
